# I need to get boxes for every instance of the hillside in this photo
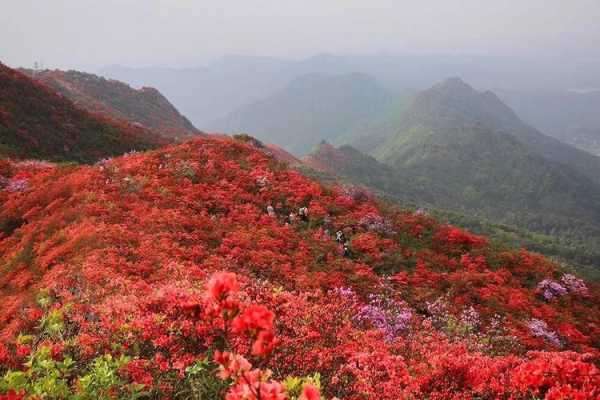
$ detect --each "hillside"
[1,136,598,399]
[208,73,393,155]
[305,135,600,279]
[25,69,200,139]
[101,57,295,127]
[304,141,402,196]
[0,64,167,163]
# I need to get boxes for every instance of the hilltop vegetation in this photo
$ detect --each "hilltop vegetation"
[0,136,598,399]
[0,64,167,163]
[25,69,200,139]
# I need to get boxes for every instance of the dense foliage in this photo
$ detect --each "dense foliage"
[1,136,598,399]
[0,64,168,163]
[25,69,200,139]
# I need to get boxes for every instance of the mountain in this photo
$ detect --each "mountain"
[375,78,600,185]
[24,69,200,139]
[1,135,598,399]
[0,63,167,163]
[498,89,600,156]
[208,73,393,155]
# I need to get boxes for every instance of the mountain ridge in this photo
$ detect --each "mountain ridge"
[0,63,168,163]
[24,69,200,139]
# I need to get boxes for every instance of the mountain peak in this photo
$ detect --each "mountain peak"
[431,77,479,96]
[439,76,469,87]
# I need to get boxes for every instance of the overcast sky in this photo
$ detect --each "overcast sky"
[2,0,600,70]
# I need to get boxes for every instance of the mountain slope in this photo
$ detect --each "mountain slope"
[309,136,600,238]
[0,63,167,163]
[376,78,600,184]
[25,69,200,139]
[0,136,598,399]
[208,73,393,155]
[498,89,600,156]
[332,89,415,153]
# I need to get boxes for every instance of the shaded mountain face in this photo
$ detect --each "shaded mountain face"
[25,69,200,139]
[0,63,167,163]
[208,73,393,156]
[498,89,600,156]
[376,78,600,185]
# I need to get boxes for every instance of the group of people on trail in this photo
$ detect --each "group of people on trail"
[266,204,311,225]
[266,204,352,258]
[336,230,351,257]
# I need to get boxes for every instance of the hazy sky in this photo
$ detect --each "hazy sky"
[2,0,600,70]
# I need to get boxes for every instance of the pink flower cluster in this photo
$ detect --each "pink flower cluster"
[537,273,589,301]
[527,318,562,347]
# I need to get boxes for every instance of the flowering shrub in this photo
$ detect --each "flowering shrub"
[527,319,562,348]
[0,136,599,399]
[560,273,589,296]
[537,279,568,301]
[537,273,589,301]
[355,293,412,341]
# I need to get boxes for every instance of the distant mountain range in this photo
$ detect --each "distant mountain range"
[24,69,200,139]
[208,73,393,155]
[0,64,167,163]
[100,53,600,128]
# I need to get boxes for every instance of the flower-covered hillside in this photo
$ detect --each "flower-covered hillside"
[25,69,201,139]
[0,63,168,163]
[0,137,598,399]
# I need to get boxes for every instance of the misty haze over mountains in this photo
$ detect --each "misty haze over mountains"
[100,53,600,128]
